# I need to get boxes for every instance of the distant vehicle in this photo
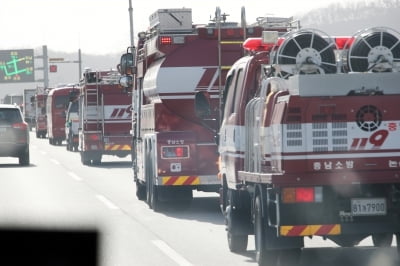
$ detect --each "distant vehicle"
[3,94,23,106]
[23,89,36,130]
[47,86,79,145]
[0,104,29,165]
[34,89,50,138]
[78,69,131,165]
[65,100,79,151]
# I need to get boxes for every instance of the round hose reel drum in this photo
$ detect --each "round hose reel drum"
[345,27,400,72]
[274,29,337,77]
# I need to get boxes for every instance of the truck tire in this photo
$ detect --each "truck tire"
[81,151,90,165]
[146,156,161,211]
[136,180,146,201]
[227,231,248,253]
[254,195,278,266]
[226,190,249,253]
[92,154,102,165]
[372,233,393,247]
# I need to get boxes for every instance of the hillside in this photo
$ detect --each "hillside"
[299,0,400,35]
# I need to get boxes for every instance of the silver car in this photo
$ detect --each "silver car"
[0,104,30,165]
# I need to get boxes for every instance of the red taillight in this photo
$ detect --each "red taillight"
[175,147,184,157]
[295,187,315,202]
[88,134,100,141]
[161,146,189,159]
[12,122,28,130]
[282,187,323,203]
[160,36,172,45]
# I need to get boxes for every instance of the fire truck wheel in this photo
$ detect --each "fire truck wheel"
[254,195,278,266]
[146,158,161,212]
[226,190,249,253]
[372,233,393,247]
[80,152,91,165]
[135,180,146,201]
[227,231,248,253]
[92,154,102,165]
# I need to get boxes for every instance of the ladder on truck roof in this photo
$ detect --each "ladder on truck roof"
[82,70,103,132]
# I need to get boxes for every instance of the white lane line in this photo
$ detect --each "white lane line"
[67,171,82,181]
[96,194,120,210]
[152,240,193,266]
[50,158,60,165]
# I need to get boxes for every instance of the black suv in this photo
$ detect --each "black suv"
[0,104,30,165]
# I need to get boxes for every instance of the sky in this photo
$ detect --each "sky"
[0,0,366,55]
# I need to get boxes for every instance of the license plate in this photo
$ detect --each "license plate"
[351,198,386,216]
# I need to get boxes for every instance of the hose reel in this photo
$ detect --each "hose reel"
[273,29,337,77]
[345,27,400,72]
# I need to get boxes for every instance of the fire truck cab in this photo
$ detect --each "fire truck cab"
[198,25,400,265]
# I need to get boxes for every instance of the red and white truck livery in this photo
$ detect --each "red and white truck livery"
[34,87,50,138]
[78,69,131,165]
[47,85,78,145]
[196,26,400,265]
[118,8,292,210]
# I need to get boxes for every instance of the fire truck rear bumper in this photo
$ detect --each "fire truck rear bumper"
[280,222,400,237]
[157,175,220,186]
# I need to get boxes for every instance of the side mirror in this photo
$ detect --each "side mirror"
[194,91,211,119]
[119,53,134,75]
[119,76,133,88]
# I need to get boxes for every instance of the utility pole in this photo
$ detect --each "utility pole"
[128,0,135,48]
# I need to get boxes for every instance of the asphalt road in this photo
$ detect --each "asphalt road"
[0,132,398,266]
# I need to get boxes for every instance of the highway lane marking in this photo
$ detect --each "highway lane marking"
[152,240,193,266]
[96,194,120,210]
[50,158,60,165]
[67,171,82,181]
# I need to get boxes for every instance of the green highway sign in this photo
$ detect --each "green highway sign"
[0,49,34,83]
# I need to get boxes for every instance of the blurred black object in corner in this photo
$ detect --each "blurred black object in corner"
[0,228,98,266]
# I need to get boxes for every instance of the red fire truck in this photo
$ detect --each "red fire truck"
[78,69,131,165]
[47,85,79,145]
[196,26,400,265]
[34,87,50,138]
[118,8,291,211]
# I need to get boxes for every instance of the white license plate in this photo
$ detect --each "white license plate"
[351,198,386,216]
